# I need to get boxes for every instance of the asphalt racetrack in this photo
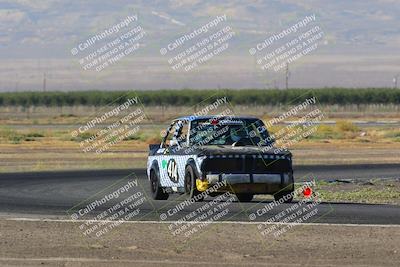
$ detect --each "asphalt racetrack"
[0,164,399,225]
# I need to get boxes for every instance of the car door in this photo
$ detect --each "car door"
[158,120,186,189]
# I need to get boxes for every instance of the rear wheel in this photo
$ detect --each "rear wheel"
[150,170,169,200]
[236,193,254,202]
[274,190,293,203]
[184,165,204,201]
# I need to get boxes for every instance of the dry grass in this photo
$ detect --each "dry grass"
[255,179,400,205]
[1,104,400,124]
[316,179,400,205]
[1,137,400,173]
[0,105,399,172]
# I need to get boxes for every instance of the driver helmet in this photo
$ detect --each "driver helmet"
[230,128,241,142]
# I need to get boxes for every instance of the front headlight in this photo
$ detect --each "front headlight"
[195,155,207,175]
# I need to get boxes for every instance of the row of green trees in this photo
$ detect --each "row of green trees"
[0,88,399,107]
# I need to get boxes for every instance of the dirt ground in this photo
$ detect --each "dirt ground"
[0,219,398,266]
[1,140,400,173]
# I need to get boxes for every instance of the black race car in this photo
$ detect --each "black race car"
[147,115,294,202]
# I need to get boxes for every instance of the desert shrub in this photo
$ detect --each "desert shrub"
[308,124,343,139]
[25,132,44,138]
[336,120,359,132]
[70,132,94,142]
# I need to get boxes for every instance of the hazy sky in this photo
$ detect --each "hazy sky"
[0,0,399,91]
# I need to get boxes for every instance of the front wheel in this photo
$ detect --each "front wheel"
[150,170,169,200]
[184,165,204,201]
[236,193,254,202]
[274,190,293,203]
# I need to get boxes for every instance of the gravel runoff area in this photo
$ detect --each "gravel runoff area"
[0,219,399,266]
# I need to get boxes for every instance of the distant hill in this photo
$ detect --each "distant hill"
[0,0,399,90]
[0,0,399,58]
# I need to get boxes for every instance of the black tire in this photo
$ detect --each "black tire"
[236,193,254,202]
[150,170,169,200]
[184,165,204,201]
[274,190,293,203]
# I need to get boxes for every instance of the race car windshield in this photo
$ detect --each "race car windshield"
[189,118,272,146]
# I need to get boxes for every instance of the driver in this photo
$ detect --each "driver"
[230,128,242,143]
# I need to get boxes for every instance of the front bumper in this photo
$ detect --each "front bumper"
[204,173,293,194]
[206,173,291,184]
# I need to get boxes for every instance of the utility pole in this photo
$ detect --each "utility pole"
[393,74,399,89]
[285,62,290,90]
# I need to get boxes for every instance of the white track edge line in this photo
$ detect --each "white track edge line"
[4,217,400,227]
